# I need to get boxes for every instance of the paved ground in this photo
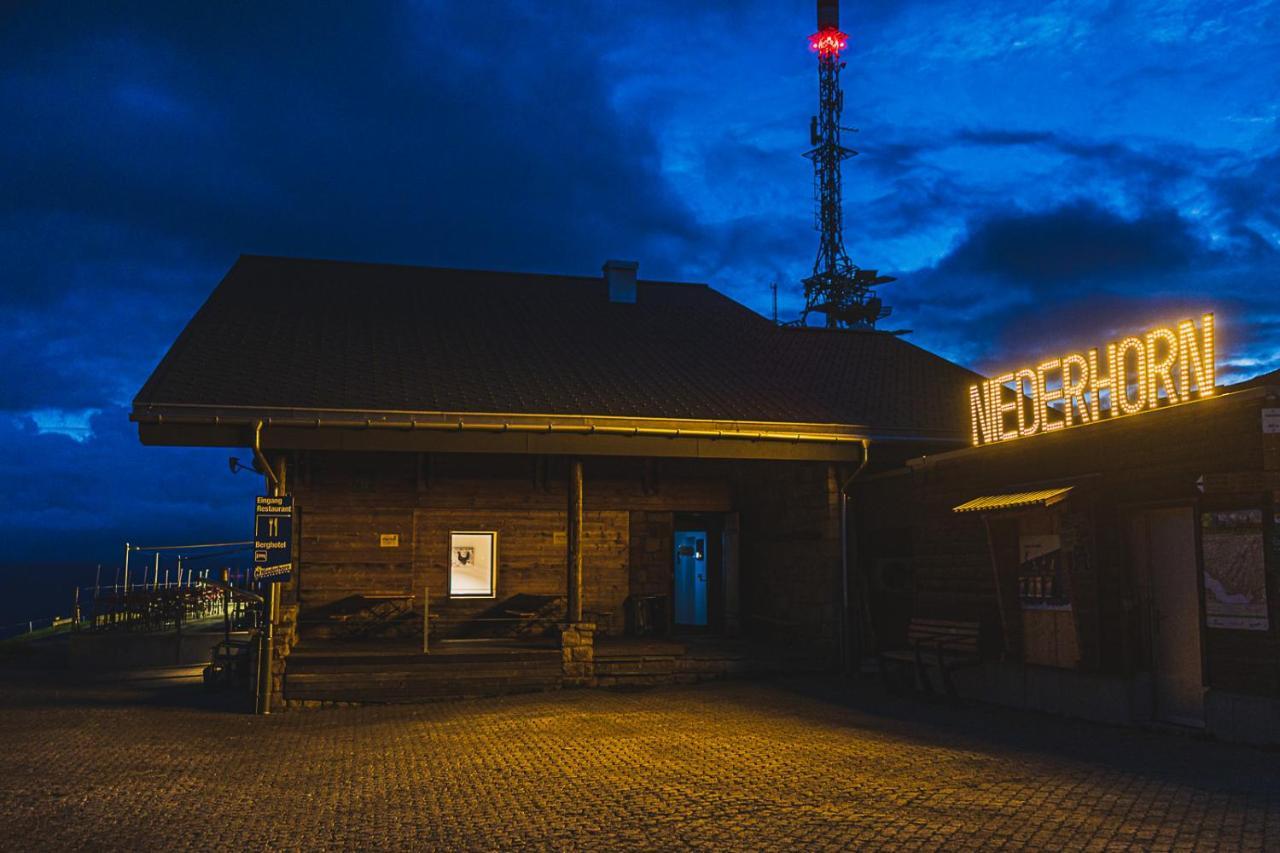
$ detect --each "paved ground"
[0,665,1277,851]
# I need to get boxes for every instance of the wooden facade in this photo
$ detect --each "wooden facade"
[278,451,853,655]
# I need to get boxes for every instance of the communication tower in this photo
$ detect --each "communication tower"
[799,0,895,329]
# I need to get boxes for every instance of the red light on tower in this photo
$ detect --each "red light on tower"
[808,28,848,56]
[812,0,844,55]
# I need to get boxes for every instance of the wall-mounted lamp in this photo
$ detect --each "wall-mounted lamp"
[228,456,265,476]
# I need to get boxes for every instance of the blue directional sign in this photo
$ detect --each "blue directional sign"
[252,495,294,584]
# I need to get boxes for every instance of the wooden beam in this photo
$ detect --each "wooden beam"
[416,452,431,493]
[642,457,658,496]
[567,458,583,623]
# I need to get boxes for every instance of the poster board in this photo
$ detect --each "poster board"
[1201,509,1269,631]
[1017,533,1070,611]
[449,531,497,598]
[1018,521,1081,669]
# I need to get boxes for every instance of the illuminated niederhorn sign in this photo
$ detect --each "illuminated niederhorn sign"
[968,314,1216,447]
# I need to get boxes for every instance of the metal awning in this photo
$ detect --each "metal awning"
[952,486,1073,514]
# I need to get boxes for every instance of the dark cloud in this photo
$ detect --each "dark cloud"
[0,406,258,563]
[944,202,1200,283]
[0,1,707,412]
[896,199,1279,376]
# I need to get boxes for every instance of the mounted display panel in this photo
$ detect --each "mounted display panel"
[449,531,497,598]
[968,314,1216,447]
[252,495,293,584]
[1201,509,1269,631]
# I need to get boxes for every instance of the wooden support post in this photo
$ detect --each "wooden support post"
[422,585,430,654]
[566,458,583,624]
[416,452,429,493]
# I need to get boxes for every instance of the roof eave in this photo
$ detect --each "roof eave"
[130,402,967,462]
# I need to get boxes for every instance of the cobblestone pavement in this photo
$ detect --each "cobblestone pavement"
[0,667,1277,851]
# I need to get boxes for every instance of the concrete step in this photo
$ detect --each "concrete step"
[284,640,564,703]
[288,659,562,676]
[289,648,559,668]
[285,671,562,703]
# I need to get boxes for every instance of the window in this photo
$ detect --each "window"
[449,531,497,597]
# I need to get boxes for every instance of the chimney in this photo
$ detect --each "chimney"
[603,259,638,304]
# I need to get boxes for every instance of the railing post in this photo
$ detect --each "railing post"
[422,585,430,654]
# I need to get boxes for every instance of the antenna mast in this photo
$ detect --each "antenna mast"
[799,0,895,329]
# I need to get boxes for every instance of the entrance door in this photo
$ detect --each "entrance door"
[1131,507,1204,726]
[674,530,708,626]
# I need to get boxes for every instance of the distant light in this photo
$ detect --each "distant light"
[808,28,848,56]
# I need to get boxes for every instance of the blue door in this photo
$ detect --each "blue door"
[674,530,708,626]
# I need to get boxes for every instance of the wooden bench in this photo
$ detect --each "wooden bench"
[203,638,253,688]
[879,618,982,700]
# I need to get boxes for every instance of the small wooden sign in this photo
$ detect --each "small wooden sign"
[379,533,400,548]
[1263,408,1280,434]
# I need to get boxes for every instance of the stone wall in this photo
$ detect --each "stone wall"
[559,622,596,687]
[269,602,299,710]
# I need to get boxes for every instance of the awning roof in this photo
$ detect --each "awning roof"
[952,486,1073,514]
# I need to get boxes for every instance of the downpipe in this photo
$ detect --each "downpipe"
[839,440,870,677]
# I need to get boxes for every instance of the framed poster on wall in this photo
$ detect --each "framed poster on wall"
[1201,509,1269,631]
[450,531,497,598]
[1017,533,1070,611]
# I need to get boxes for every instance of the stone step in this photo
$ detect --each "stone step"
[289,648,560,668]
[288,659,563,676]
[285,673,561,703]
[286,663,561,685]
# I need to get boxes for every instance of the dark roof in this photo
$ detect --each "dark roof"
[134,255,980,435]
[1228,366,1280,391]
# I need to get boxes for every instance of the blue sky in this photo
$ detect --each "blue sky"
[1,0,1278,563]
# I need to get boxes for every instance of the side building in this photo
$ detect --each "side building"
[856,353,1280,745]
[132,255,976,703]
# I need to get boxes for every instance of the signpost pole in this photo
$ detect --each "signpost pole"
[122,543,131,593]
[255,455,288,716]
